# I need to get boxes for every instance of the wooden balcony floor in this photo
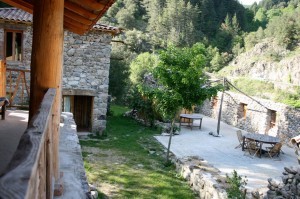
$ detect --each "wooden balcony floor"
[0,110,28,174]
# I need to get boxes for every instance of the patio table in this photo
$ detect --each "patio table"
[242,133,280,158]
[179,114,203,130]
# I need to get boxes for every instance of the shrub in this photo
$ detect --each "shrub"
[226,170,247,199]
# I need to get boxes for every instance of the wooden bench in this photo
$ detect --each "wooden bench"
[0,97,9,120]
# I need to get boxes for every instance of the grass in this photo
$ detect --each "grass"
[230,77,300,108]
[80,105,196,199]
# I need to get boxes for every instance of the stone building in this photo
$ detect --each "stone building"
[0,7,120,133]
[199,91,300,144]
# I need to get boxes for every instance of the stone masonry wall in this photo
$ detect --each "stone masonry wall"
[199,91,300,144]
[175,157,228,199]
[63,30,112,132]
[1,22,113,132]
[1,24,32,105]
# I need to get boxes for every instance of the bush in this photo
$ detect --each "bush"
[226,170,247,199]
[127,85,162,127]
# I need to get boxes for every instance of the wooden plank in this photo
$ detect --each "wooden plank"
[1,0,33,14]
[64,16,90,30]
[6,68,30,73]
[0,60,5,96]
[64,22,86,35]
[64,9,93,25]
[62,88,96,96]
[65,1,98,20]
[72,0,105,11]
[0,88,56,199]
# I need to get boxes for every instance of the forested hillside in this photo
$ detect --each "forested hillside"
[104,0,300,107]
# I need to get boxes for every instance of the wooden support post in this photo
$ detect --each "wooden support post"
[0,60,5,96]
[29,0,64,182]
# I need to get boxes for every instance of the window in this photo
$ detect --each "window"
[5,30,23,61]
[238,103,247,119]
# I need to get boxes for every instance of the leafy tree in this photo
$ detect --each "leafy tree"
[129,52,158,85]
[152,43,222,162]
[147,0,200,48]
[254,8,268,27]
[265,10,300,50]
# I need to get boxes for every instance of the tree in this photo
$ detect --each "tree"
[129,52,158,85]
[146,0,200,48]
[152,43,222,163]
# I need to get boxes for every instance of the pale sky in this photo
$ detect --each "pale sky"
[239,0,261,5]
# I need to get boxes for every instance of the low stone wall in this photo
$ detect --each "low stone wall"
[175,157,228,199]
[199,91,300,145]
[266,166,300,198]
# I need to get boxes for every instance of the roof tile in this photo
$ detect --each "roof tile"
[0,7,121,34]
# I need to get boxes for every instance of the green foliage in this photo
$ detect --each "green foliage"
[129,52,159,85]
[265,8,300,50]
[147,0,200,48]
[204,46,232,72]
[127,86,158,126]
[226,170,247,199]
[153,43,222,119]
[230,78,300,108]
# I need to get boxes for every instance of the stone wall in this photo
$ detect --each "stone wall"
[175,157,228,199]
[266,166,300,198]
[1,21,113,132]
[199,91,300,144]
[63,30,112,132]
[1,24,32,105]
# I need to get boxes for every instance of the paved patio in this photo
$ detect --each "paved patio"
[155,114,298,193]
[0,109,28,174]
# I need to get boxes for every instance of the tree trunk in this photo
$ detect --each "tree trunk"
[166,117,176,164]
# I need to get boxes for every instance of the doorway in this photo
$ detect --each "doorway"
[63,95,93,132]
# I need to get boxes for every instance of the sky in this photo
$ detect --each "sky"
[239,0,261,5]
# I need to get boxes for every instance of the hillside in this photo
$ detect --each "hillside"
[218,38,300,107]
[220,38,300,85]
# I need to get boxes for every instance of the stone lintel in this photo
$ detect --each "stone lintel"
[62,89,96,96]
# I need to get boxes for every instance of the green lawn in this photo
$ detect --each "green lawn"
[80,105,196,199]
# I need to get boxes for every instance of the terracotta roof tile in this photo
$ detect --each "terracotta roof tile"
[93,24,122,35]
[0,7,32,23]
[0,8,121,34]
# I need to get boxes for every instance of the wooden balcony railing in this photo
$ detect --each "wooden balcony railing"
[6,68,30,107]
[0,88,57,199]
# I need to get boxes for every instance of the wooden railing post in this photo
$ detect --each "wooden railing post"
[0,60,5,96]
[29,0,64,180]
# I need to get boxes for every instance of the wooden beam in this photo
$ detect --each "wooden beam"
[72,0,105,11]
[64,23,87,35]
[64,16,90,30]
[65,1,98,20]
[1,0,33,14]
[64,9,93,25]
[29,0,64,183]
[0,60,5,96]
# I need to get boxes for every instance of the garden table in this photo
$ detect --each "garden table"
[242,133,280,158]
[179,114,203,130]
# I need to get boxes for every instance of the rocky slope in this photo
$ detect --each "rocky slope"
[220,38,300,86]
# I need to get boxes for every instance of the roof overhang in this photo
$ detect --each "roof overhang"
[1,0,116,35]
